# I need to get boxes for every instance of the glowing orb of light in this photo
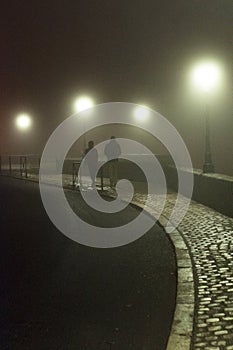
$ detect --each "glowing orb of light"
[16,114,31,130]
[74,96,94,113]
[134,105,150,122]
[192,62,220,92]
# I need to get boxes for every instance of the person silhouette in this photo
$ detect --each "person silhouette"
[83,140,98,188]
[104,136,121,189]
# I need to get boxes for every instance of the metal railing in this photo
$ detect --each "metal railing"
[0,154,41,178]
[0,155,106,191]
[0,153,168,191]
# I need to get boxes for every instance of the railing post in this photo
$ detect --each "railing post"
[20,156,22,176]
[72,162,75,187]
[9,156,12,175]
[100,165,104,191]
[25,156,28,178]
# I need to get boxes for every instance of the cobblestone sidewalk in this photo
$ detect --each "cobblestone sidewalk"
[132,191,233,350]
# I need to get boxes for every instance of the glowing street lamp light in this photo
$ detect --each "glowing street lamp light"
[73,96,94,113]
[191,61,221,173]
[134,105,150,122]
[73,95,94,152]
[133,105,150,143]
[15,113,32,130]
[192,62,220,93]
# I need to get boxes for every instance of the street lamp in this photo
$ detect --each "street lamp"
[15,113,32,130]
[72,95,95,188]
[73,95,94,152]
[191,62,220,173]
[15,113,32,176]
[73,96,94,113]
[133,105,150,166]
[134,105,150,122]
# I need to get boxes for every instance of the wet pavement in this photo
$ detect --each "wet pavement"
[0,176,176,350]
[2,171,233,349]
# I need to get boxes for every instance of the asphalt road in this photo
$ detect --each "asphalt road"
[0,176,177,350]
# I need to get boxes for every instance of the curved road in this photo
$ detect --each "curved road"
[0,177,176,350]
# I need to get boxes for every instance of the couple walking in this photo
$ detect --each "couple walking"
[83,136,121,189]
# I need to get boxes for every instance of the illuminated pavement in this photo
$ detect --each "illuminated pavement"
[42,174,233,349]
[0,176,176,350]
[1,172,233,349]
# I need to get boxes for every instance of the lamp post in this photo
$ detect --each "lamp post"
[192,62,220,173]
[133,105,150,143]
[15,113,32,177]
[73,95,94,152]
[203,101,214,173]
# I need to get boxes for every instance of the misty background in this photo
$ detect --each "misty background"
[0,1,232,175]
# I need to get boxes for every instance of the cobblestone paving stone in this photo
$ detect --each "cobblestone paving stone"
[133,192,233,350]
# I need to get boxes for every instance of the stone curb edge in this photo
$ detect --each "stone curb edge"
[129,199,195,350]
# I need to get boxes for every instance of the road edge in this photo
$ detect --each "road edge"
[129,199,195,350]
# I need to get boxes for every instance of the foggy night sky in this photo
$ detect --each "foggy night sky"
[0,1,232,174]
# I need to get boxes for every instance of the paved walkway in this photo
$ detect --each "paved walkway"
[133,192,233,350]
[0,176,177,350]
[2,171,233,350]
